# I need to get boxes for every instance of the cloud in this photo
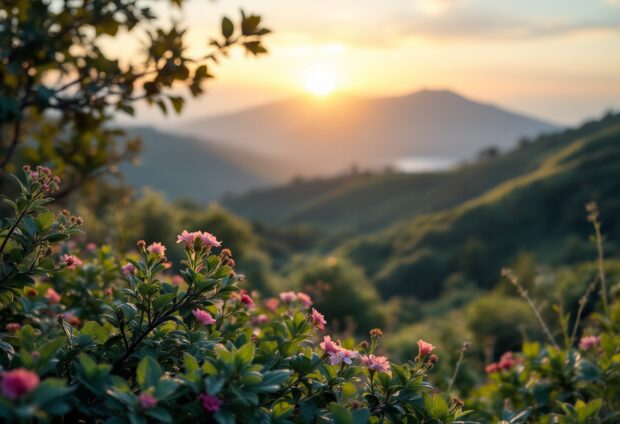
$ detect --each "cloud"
[399,12,620,41]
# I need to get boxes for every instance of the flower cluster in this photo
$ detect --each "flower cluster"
[176,230,222,249]
[485,351,519,374]
[23,165,61,193]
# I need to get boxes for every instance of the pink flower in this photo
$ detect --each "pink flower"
[147,242,166,257]
[200,394,223,412]
[139,393,158,409]
[320,336,340,354]
[171,275,184,286]
[497,352,517,370]
[580,335,601,351]
[416,339,435,359]
[360,354,391,374]
[264,298,279,312]
[121,263,136,275]
[296,292,313,308]
[45,288,61,304]
[60,254,82,270]
[329,347,359,366]
[86,242,97,252]
[311,308,326,330]
[198,231,221,248]
[251,314,269,326]
[193,309,216,325]
[1,369,40,399]
[485,363,498,374]
[241,293,254,307]
[5,323,20,333]
[279,291,297,303]
[176,230,199,247]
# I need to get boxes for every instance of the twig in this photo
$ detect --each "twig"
[570,278,597,346]
[447,341,470,394]
[502,268,560,350]
[586,202,610,318]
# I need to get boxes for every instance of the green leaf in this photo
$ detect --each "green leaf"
[221,17,234,38]
[81,321,110,343]
[329,403,353,424]
[35,211,55,232]
[424,394,449,420]
[137,356,162,388]
[168,96,184,114]
[152,293,176,311]
[236,342,255,365]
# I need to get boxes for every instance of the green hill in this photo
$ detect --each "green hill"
[339,113,620,299]
[223,113,620,300]
[120,127,280,202]
[223,116,610,234]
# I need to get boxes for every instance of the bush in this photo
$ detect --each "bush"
[0,167,467,423]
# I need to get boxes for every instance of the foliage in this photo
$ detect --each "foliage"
[0,168,467,423]
[0,0,270,197]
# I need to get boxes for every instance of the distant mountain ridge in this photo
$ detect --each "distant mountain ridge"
[177,89,559,178]
[120,127,277,202]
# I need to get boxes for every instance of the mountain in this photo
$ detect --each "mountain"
[222,113,620,300]
[120,127,280,202]
[338,113,620,300]
[177,89,559,178]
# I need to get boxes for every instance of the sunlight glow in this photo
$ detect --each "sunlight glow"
[303,65,337,97]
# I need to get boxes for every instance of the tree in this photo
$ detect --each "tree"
[0,0,270,197]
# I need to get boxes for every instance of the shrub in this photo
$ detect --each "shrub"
[0,167,467,423]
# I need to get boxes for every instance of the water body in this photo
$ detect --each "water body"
[394,156,457,173]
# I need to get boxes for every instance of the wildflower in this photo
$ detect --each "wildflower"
[370,328,383,338]
[5,323,20,333]
[121,263,136,275]
[416,339,435,359]
[279,291,297,303]
[264,298,279,312]
[329,348,359,366]
[137,240,146,249]
[296,292,313,308]
[579,335,601,351]
[139,393,158,409]
[251,314,269,326]
[193,309,216,325]
[45,288,61,304]
[198,231,221,248]
[497,352,517,370]
[360,354,391,373]
[427,354,439,365]
[0,369,40,399]
[320,336,340,355]
[311,308,326,330]
[200,394,223,412]
[86,242,97,252]
[147,242,166,257]
[240,292,254,307]
[60,254,82,270]
[171,275,184,286]
[177,230,198,247]
[485,363,498,374]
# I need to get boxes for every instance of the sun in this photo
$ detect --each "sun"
[303,65,337,97]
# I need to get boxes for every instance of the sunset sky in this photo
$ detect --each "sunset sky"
[119,0,620,126]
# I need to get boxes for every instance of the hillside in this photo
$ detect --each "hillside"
[120,127,280,202]
[337,113,620,300]
[223,117,599,234]
[177,89,558,178]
